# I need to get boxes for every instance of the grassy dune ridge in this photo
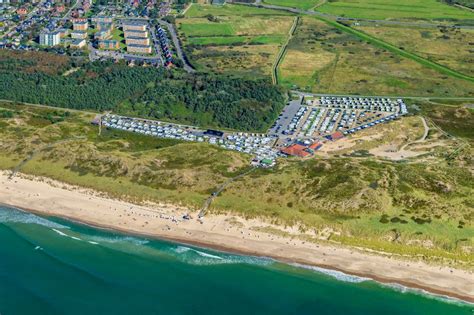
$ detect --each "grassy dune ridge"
[0,102,472,265]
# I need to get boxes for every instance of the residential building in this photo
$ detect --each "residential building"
[124,31,148,38]
[39,31,61,46]
[122,20,147,32]
[96,22,113,31]
[55,4,65,13]
[57,28,68,38]
[70,38,86,48]
[71,30,87,39]
[127,44,151,54]
[73,20,88,31]
[125,36,149,46]
[92,16,113,24]
[124,30,148,38]
[16,7,27,15]
[94,29,111,40]
[99,39,119,50]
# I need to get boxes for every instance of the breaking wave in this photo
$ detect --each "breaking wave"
[87,235,149,246]
[52,228,83,241]
[381,283,473,307]
[171,245,272,266]
[290,263,370,283]
[0,206,69,229]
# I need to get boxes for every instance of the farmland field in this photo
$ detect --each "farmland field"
[263,0,322,10]
[178,4,294,77]
[354,25,474,77]
[316,0,474,21]
[278,17,474,96]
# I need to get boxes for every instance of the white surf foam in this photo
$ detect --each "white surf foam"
[52,228,84,241]
[290,263,370,283]
[0,207,69,229]
[88,235,149,246]
[52,228,68,237]
[171,245,272,266]
[88,241,99,245]
[381,282,474,306]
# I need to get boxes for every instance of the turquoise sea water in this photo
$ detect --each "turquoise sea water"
[0,205,472,315]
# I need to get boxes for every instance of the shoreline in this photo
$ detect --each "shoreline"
[1,172,473,303]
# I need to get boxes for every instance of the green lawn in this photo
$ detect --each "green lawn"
[317,0,474,20]
[263,0,322,10]
[185,3,291,17]
[180,23,235,37]
[111,28,126,50]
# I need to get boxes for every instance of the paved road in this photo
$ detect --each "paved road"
[158,19,195,73]
[149,26,165,65]
[268,97,302,139]
[240,2,474,29]
[292,90,474,101]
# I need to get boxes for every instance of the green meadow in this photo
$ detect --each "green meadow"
[263,0,322,10]
[178,4,295,77]
[179,23,234,37]
[184,3,291,17]
[277,17,474,96]
[316,0,474,20]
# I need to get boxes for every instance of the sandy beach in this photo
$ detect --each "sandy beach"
[0,171,473,302]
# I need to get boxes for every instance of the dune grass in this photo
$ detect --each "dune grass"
[1,102,472,265]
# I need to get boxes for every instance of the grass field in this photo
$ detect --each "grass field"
[178,4,294,77]
[0,102,472,264]
[278,17,474,96]
[316,0,474,21]
[263,0,322,10]
[187,35,286,46]
[111,28,126,50]
[184,3,291,17]
[355,25,474,77]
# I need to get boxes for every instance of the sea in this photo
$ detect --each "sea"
[0,205,472,315]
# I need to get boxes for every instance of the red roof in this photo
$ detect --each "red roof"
[281,144,310,158]
[330,131,344,140]
[309,142,323,150]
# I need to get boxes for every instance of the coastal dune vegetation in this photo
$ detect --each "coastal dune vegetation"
[0,101,472,266]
